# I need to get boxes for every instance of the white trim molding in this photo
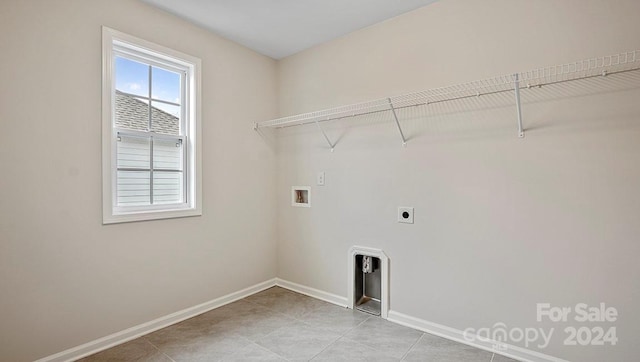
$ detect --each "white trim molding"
[275,278,347,307]
[347,246,390,319]
[387,310,568,362]
[36,279,277,362]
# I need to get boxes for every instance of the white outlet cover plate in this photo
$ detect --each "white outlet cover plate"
[398,207,414,224]
[317,172,325,186]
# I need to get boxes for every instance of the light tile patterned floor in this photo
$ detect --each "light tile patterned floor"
[78,287,519,361]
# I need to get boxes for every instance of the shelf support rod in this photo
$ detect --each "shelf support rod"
[388,98,407,147]
[315,119,335,152]
[513,73,525,138]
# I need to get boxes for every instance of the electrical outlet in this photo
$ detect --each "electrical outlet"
[317,172,325,186]
[398,207,414,224]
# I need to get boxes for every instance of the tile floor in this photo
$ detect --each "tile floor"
[79,287,519,361]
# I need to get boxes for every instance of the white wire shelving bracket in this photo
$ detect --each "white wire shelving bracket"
[254,50,640,149]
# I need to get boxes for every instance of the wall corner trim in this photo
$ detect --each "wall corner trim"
[387,310,569,362]
[35,278,277,362]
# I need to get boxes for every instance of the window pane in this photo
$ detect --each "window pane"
[117,171,151,206]
[151,101,180,135]
[117,135,150,169]
[115,57,149,97]
[153,138,183,170]
[152,66,181,104]
[115,92,149,131]
[153,171,183,205]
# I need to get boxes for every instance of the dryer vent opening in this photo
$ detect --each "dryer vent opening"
[354,254,381,316]
[348,246,389,318]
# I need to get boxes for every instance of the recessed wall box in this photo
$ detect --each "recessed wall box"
[292,186,311,207]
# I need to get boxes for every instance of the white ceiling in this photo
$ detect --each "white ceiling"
[140,0,438,59]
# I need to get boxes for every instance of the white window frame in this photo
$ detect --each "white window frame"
[102,27,202,224]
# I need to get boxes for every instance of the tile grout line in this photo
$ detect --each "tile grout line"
[251,311,342,361]
[241,294,305,361]
[222,341,292,362]
[245,289,340,328]
[399,331,425,361]
[252,342,293,362]
[309,337,342,361]
[143,337,176,362]
[241,291,305,344]
[346,314,372,333]
[88,288,432,362]
[328,332,405,361]
[258,291,422,361]
[246,288,377,361]
[251,338,293,362]
[102,287,504,362]
[336,315,373,338]
[152,289,395,362]
[307,337,340,361]
[332,317,409,361]
[305,316,368,362]
[251,324,291,358]
[252,287,369,330]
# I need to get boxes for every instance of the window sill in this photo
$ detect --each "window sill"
[103,207,202,224]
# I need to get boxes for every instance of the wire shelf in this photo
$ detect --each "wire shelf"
[255,50,640,145]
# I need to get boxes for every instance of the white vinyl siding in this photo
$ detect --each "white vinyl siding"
[117,171,150,206]
[115,133,184,207]
[116,134,150,206]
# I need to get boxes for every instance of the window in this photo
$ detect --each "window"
[102,27,201,224]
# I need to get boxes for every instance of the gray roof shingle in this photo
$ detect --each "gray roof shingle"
[115,91,179,135]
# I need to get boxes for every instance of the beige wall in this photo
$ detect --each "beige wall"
[276,1,640,361]
[0,1,277,361]
[2,0,640,361]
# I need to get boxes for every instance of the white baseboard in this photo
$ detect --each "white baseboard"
[36,278,277,362]
[274,278,566,362]
[35,278,566,362]
[387,310,568,362]
[275,278,348,308]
